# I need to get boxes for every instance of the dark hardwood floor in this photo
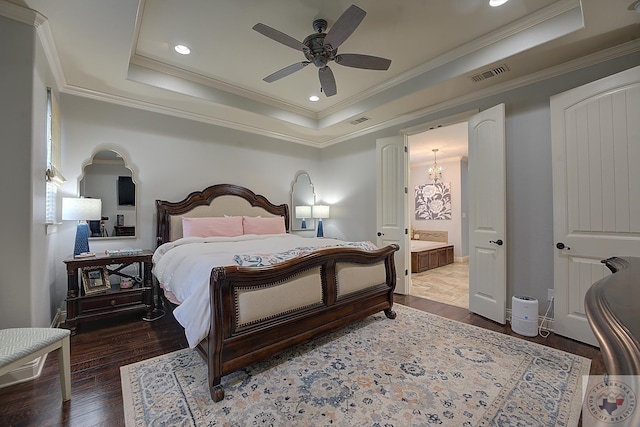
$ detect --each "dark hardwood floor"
[0,295,604,426]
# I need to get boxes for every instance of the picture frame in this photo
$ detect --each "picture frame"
[81,266,111,295]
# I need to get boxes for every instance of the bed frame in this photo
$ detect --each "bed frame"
[155,184,399,402]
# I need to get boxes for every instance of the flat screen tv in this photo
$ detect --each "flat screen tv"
[117,176,135,206]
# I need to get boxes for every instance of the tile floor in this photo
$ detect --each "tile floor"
[410,261,469,309]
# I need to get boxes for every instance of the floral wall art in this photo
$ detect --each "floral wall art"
[415,182,452,220]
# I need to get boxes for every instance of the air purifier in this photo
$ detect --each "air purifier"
[511,296,539,337]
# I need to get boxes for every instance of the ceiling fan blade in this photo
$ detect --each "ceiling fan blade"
[323,4,366,49]
[263,62,310,83]
[318,66,337,97]
[252,23,307,51]
[335,54,391,70]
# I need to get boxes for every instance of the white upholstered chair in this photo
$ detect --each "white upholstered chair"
[0,328,71,401]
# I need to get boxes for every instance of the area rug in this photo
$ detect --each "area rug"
[121,304,590,426]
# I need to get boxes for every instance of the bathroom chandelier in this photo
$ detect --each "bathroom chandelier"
[428,148,443,182]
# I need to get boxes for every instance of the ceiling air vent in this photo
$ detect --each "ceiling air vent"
[349,116,370,125]
[469,64,510,83]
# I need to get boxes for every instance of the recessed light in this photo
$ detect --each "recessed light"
[309,95,320,102]
[174,44,191,55]
[489,0,509,6]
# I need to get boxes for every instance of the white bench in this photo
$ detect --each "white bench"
[0,328,71,401]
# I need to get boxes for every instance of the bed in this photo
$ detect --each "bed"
[154,183,399,402]
[410,230,454,273]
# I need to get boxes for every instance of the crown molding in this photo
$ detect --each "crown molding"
[320,40,640,147]
[63,39,640,150]
[0,0,39,26]
[4,0,635,149]
[129,54,317,120]
[0,1,67,92]
[62,84,322,148]
[34,17,66,92]
[317,0,584,129]
[319,0,582,119]
[123,0,584,131]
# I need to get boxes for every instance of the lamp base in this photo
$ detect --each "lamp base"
[73,223,91,256]
[316,219,324,238]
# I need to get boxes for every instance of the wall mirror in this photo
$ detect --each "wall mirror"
[291,172,316,231]
[79,150,136,239]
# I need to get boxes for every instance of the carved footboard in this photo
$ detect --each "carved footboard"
[196,244,399,402]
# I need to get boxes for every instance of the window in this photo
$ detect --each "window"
[45,87,65,224]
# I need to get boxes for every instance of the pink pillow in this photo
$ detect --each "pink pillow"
[182,216,243,238]
[242,216,286,235]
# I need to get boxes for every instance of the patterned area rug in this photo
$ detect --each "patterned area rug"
[121,305,590,426]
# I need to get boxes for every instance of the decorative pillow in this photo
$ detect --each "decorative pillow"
[182,216,243,238]
[242,216,286,235]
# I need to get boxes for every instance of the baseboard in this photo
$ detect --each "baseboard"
[454,256,469,263]
[0,309,65,389]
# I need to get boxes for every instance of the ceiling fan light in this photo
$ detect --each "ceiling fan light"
[313,56,327,68]
[174,44,191,55]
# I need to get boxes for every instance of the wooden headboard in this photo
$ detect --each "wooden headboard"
[413,229,448,243]
[155,184,290,246]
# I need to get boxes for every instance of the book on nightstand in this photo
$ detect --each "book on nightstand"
[105,248,144,256]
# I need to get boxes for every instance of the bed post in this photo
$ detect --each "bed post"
[209,266,227,402]
[384,245,398,319]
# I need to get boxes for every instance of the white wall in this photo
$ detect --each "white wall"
[0,15,57,328]
[0,16,33,328]
[4,5,639,324]
[319,52,639,313]
[319,135,384,243]
[32,19,57,327]
[55,96,323,296]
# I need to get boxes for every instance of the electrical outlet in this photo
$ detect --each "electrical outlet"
[548,288,554,301]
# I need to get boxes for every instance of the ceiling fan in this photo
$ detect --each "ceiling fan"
[252,4,391,97]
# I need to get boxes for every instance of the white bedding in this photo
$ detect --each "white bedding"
[153,234,368,348]
[410,240,450,252]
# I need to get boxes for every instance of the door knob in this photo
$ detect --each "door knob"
[377,232,383,236]
[556,242,570,250]
[489,239,503,246]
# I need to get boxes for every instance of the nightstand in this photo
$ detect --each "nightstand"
[63,250,158,334]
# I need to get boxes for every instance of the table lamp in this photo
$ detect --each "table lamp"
[295,205,312,229]
[62,197,102,256]
[312,205,330,238]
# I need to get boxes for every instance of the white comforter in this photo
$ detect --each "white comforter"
[153,234,355,348]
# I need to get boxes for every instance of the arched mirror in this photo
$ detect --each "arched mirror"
[79,150,136,239]
[291,172,316,231]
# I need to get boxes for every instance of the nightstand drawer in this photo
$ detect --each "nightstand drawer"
[77,289,146,315]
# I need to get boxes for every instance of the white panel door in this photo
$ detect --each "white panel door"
[468,104,507,324]
[551,65,640,346]
[376,136,408,294]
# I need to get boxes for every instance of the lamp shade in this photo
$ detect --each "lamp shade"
[295,205,312,219]
[62,197,102,221]
[312,205,330,219]
[62,198,102,257]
